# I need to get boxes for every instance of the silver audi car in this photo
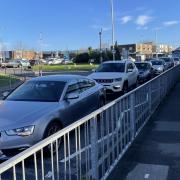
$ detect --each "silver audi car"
[0,75,106,156]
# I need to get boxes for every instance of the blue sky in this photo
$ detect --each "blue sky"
[0,0,179,50]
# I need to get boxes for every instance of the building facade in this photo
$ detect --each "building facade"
[156,44,173,54]
[118,42,173,61]
[13,50,36,60]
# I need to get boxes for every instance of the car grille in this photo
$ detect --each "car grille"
[95,79,113,83]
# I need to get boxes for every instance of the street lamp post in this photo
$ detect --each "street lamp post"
[99,28,103,63]
[110,0,115,61]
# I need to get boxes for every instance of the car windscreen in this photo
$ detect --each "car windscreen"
[174,58,179,61]
[96,63,125,72]
[135,63,149,70]
[6,81,66,102]
[151,61,163,65]
[160,58,171,62]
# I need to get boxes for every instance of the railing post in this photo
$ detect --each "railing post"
[90,116,99,180]
[130,93,136,139]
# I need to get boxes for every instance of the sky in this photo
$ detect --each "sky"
[0,0,179,51]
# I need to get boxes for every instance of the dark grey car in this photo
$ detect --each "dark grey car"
[135,62,154,83]
[0,75,106,156]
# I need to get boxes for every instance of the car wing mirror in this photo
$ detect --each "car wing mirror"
[66,93,79,100]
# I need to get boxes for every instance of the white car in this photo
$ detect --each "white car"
[51,58,64,65]
[88,60,139,94]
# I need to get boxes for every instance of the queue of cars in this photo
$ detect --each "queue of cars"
[0,58,179,156]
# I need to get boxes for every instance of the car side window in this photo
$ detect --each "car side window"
[78,79,96,93]
[65,83,80,97]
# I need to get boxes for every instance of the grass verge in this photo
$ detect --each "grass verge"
[32,64,99,72]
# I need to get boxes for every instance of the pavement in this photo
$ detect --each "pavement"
[108,82,180,180]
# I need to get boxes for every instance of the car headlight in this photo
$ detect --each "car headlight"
[114,78,122,82]
[5,125,35,136]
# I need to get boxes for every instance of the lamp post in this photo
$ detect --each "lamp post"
[99,28,103,63]
[110,0,115,61]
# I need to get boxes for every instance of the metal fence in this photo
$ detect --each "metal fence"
[0,74,25,99]
[0,65,180,180]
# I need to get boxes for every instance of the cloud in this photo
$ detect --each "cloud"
[136,15,152,26]
[163,21,179,27]
[120,16,132,24]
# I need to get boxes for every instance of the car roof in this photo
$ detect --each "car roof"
[103,59,133,64]
[135,61,151,64]
[29,75,87,83]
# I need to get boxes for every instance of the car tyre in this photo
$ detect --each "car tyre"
[122,82,128,94]
[2,149,22,157]
[43,121,62,156]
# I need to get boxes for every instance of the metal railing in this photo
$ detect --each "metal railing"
[0,65,180,180]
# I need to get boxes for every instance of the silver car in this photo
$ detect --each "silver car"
[150,59,166,74]
[0,75,106,156]
[1,60,21,68]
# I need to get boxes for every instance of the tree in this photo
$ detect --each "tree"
[114,41,121,60]
[74,53,89,63]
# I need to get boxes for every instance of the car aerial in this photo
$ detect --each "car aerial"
[88,60,139,94]
[173,57,180,65]
[135,61,154,83]
[150,59,166,75]
[159,57,174,69]
[0,75,106,156]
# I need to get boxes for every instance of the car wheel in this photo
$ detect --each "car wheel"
[122,82,128,94]
[134,78,139,88]
[43,121,62,156]
[2,149,22,157]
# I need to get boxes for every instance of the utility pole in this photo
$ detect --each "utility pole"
[110,0,115,61]
[99,28,103,63]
